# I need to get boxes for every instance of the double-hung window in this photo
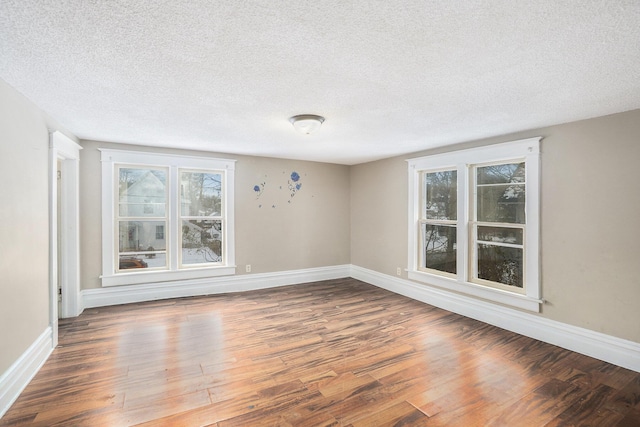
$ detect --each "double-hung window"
[101,149,236,286]
[408,138,541,311]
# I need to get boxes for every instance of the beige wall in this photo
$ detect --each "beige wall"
[350,156,407,278]
[350,109,640,343]
[0,80,53,373]
[79,141,351,289]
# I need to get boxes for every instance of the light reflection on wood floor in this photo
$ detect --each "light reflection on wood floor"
[2,278,639,426]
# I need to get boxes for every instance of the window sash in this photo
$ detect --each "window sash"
[470,222,526,293]
[419,220,457,276]
[418,168,458,277]
[179,218,224,267]
[115,165,169,273]
[421,169,458,222]
[471,160,527,292]
[178,169,225,268]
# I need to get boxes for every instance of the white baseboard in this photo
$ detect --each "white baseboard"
[350,265,640,373]
[83,265,351,309]
[0,327,54,419]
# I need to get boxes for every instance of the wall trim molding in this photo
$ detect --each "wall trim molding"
[350,265,640,373]
[83,265,351,309]
[0,327,54,419]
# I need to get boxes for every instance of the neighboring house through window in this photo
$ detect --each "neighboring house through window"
[407,138,541,311]
[101,149,236,286]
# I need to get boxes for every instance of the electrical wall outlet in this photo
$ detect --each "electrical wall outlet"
[246,264,251,273]
[396,267,402,276]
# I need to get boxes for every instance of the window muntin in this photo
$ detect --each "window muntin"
[419,170,457,275]
[116,166,168,271]
[179,170,224,267]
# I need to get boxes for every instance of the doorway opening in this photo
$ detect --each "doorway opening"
[49,131,82,347]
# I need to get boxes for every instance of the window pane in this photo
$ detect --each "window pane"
[182,219,223,265]
[423,224,456,274]
[477,226,523,245]
[477,183,525,223]
[477,163,525,185]
[118,221,167,252]
[424,171,457,220]
[118,253,167,270]
[155,225,164,240]
[181,172,222,217]
[477,244,523,288]
[118,168,166,217]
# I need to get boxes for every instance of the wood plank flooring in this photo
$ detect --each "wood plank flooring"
[2,278,639,426]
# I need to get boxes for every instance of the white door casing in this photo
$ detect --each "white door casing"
[49,131,82,347]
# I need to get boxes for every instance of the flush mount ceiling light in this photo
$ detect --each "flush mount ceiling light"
[289,114,325,135]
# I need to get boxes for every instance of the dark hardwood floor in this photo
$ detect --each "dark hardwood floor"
[2,278,639,426]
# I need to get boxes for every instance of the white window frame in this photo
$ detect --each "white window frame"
[407,138,541,312]
[100,149,236,286]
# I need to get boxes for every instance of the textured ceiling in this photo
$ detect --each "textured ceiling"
[1,1,639,165]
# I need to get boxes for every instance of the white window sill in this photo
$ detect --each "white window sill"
[408,270,542,312]
[101,265,237,287]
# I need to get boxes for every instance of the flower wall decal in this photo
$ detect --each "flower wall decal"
[253,171,306,208]
[253,181,265,199]
[288,171,303,201]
